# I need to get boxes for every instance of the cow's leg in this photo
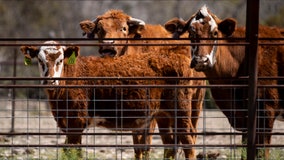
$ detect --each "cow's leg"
[60,116,88,158]
[64,133,82,144]
[177,116,195,160]
[132,119,156,160]
[156,114,176,159]
[176,87,196,160]
[255,105,276,159]
[158,89,180,159]
[191,87,205,144]
[63,132,83,158]
[240,133,247,160]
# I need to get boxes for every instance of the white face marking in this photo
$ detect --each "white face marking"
[207,41,217,65]
[37,41,65,85]
[37,51,47,78]
[190,5,218,68]
[190,5,218,32]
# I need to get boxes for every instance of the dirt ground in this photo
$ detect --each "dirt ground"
[0,101,283,159]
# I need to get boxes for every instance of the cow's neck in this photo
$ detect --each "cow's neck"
[127,24,184,55]
[204,38,246,84]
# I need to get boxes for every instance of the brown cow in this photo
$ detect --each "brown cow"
[79,9,190,58]
[80,9,206,159]
[21,41,199,159]
[165,5,284,159]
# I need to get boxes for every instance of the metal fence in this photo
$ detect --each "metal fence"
[0,1,284,160]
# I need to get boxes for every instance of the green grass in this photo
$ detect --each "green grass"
[224,147,284,160]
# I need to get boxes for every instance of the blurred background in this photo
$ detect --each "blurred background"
[0,0,284,102]
[1,0,284,39]
[0,2,283,159]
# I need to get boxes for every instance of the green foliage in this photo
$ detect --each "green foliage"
[264,5,284,27]
[225,147,284,160]
[60,148,83,160]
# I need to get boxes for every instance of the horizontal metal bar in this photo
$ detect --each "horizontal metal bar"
[0,144,282,149]
[1,131,283,136]
[0,76,241,81]
[3,76,284,81]
[0,144,248,148]
[0,84,248,89]
[1,37,283,41]
[0,42,250,47]
[0,131,245,136]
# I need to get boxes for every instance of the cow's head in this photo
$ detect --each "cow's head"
[80,10,145,57]
[20,41,79,87]
[165,5,236,71]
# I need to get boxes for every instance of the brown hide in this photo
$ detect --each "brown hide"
[207,25,283,159]
[80,10,205,128]
[45,50,196,159]
[169,6,284,158]
[79,10,190,58]
[126,24,191,57]
[79,10,206,159]
[207,25,282,129]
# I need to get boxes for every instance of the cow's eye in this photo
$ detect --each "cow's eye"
[56,59,63,66]
[122,27,127,32]
[213,31,218,37]
[38,59,44,65]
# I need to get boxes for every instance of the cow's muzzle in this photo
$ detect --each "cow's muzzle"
[190,56,212,71]
[99,46,117,57]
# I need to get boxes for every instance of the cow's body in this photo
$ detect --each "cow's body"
[80,10,206,159]
[21,41,198,159]
[165,5,284,159]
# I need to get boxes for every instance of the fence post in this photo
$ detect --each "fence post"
[246,0,260,159]
[9,49,17,134]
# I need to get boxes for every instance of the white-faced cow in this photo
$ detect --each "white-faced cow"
[165,5,284,159]
[21,41,201,160]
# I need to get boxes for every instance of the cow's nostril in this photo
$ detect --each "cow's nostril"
[51,80,56,84]
[42,80,48,85]
[190,59,197,68]
[201,57,209,63]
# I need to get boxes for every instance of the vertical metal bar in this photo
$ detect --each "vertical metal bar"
[10,49,17,133]
[245,0,260,159]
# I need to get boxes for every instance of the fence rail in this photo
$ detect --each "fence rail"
[1,0,284,159]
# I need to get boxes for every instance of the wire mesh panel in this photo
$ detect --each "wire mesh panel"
[1,79,284,160]
[0,0,284,160]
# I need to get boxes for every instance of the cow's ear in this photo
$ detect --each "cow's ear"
[164,18,187,39]
[218,18,237,37]
[20,46,39,65]
[64,46,80,64]
[20,46,39,58]
[127,17,145,36]
[80,19,96,39]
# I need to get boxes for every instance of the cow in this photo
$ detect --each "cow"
[21,41,199,159]
[80,9,207,159]
[80,9,206,159]
[79,9,190,57]
[164,5,284,159]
